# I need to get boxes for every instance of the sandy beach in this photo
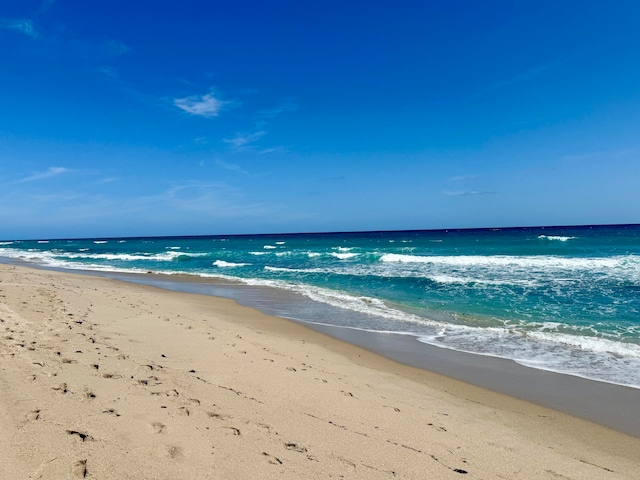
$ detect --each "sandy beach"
[1,263,639,479]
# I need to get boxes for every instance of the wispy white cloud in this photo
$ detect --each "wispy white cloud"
[563,148,638,162]
[443,190,496,197]
[223,131,266,149]
[131,182,270,219]
[449,174,478,182]
[0,180,272,236]
[256,146,287,155]
[5,20,130,61]
[215,159,249,175]
[97,176,118,184]
[0,18,39,38]
[15,166,71,183]
[174,92,229,118]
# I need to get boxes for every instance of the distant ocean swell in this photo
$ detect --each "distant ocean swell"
[1,225,639,388]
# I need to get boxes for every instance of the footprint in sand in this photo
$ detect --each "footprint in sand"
[150,422,166,434]
[262,452,283,465]
[52,383,69,394]
[165,445,183,459]
[285,442,308,453]
[66,430,94,442]
[206,411,230,420]
[71,459,87,478]
[25,409,41,421]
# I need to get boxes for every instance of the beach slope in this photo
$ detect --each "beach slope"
[1,264,638,479]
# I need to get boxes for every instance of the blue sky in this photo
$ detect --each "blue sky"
[1,1,639,239]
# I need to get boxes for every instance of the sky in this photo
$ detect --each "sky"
[1,0,639,239]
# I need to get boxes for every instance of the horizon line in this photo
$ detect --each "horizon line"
[2,222,639,243]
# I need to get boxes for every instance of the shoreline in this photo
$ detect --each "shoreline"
[78,269,640,439]
[4,258,640,438]
[2,264,640,477]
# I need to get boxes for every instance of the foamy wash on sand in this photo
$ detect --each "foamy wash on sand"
[2,225,639,388]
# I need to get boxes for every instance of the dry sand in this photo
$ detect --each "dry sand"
[1,263,639,479]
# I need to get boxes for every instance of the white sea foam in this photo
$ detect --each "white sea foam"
[213,260,250,268]
[526,331,640,357]
[38,240,49,244]
[263,245,277,249]
[94,241,108,244]
[264,266,295,273]
[276,241,286,245]
[414,330,640,389]
[308,252,321,258]
[0,248,207,264]
[264,266,329,274]
[253,262,545,287]
[0,242,14,245]
[379,253,637,271]
[201,266,640,387]
[538,235,576,241]
[250,251,268,255]
[331,253,359,260]
[0,249,149,275]
[167,246,181,250]
[237,276,432,327]
[427,275,532,287]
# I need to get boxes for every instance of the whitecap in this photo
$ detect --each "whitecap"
[379,253,633,271]
[213,260,250,268]
[331,253,359,260]
[538,235,576,241]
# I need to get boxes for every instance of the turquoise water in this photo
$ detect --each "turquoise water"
[2,224,640,387]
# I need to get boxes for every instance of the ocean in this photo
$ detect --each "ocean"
[2,224,639,389]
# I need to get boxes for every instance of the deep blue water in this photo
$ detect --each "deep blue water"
[2,224,640,387]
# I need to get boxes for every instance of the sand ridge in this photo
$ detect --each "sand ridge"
[1,263,639,479]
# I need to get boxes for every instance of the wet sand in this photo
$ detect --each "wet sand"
[1,263,639,478]
[103,270,640,438]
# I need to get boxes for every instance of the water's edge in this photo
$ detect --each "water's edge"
[5,258,638,438]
